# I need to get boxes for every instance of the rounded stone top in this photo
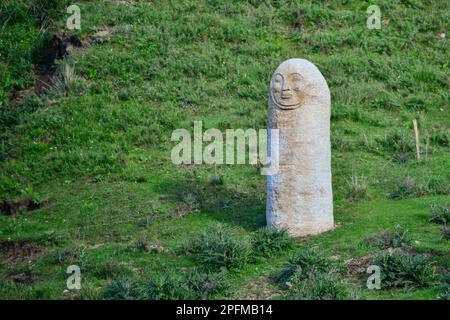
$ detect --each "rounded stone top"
[270,58,329,110]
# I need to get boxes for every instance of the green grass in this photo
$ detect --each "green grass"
[0,0,449,300]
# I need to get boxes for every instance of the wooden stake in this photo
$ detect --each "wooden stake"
[425,130,429,162]
[413,119,420,161]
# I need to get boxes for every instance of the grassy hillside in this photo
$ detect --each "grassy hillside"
[0,0,448,300]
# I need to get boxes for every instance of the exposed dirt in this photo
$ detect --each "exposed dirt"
[344,246,420,276]
[1,198,49,216]
[0,240,45,265]
[8,32,82,107]
[171,204,197,218]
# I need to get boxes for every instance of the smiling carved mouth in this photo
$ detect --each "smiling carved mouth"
[280,91,292,99]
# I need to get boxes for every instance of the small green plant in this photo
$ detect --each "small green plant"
[364,225,412,249]
[288,272,355,300]
[437,273,450,300]
[146,268,229,300]
[135,237,149,253]
[52,59,82,95]
[373,252,438,291]
[183,268,230,299]
[184,223,251,271]
[251,227,294,258]
[376,129,415,163]
[440,226,450,241]
[428,202,450,225]
[103,277,144,300]
[278,248,331,285]
[46,247,76,265]
[388,176,428,199]
[85,260,130,280]
[345,172,370,202]
[437,284,450,300]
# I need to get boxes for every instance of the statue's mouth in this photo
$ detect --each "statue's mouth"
[280,91,293,99]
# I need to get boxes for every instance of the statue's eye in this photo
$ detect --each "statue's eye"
[291,74,302,90]
[273,75,282,91]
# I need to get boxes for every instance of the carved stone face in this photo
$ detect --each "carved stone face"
[271,72,304,110]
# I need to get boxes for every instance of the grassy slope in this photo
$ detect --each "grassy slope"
[0,0,449,299]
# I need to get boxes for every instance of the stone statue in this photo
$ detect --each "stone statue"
[266,58,334,237]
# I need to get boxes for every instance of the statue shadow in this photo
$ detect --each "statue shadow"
[159,176,266,232]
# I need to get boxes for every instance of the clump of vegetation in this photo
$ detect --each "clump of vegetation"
[74,283,101,300]
[46,247,76,265]
[428,202,450,225]
[440,226,450,241]
[436,273,450,300]
[373,252,438,291]
[437,284,450,300]
[51,59,83,95]
[364,225,412,249]
[103,277,144,300]
[388,177,427,199]
[85,260,130,280]
[251,227,294,258]
[345,173,370,202]
[429,128,450,148]
[146,268,229,300]
[184,224,251,271]
[287,272,356,300]
[278,248,331,285]
[376,129,415,163]
[331,133,355,151]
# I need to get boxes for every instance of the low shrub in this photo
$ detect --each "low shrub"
[288,272,356,300]
[184,223,251,271]
[440,226,450,241]
[376,129,415,163]
[103,277,144,300]
[251,227,293,258]
[85,260,130,280]
[146,268,229,300]
[373,252,438,291]
[278,248,331,285]
[345,173,370,202]
[364,225,412,249]
[428,202,450,225]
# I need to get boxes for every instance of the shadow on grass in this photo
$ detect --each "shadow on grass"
[158,177,266,232]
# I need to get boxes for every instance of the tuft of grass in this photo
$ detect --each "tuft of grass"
[440,226,450,241]
[146,268,229,300]
[251,227,294,258]
[278,248,331,285]
[85,260,130,280]
[51,59,83,95]
[103,276,144,300]
[428,202,450,225]
[45,247,76,265]
[388,176,429,199]
[364,225,412,249]
[345,172,370,202]
[288,272,356,300]
[437,284,450,300]
[376,129,415,163]
[184,223,251,271]
[373,252,438,291]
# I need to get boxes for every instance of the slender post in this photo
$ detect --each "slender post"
[413,119,420,161]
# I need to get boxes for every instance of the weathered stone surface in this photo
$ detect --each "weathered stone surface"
[266,58,333,237]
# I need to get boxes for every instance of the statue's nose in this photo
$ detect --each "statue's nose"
[281,88,292,98]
